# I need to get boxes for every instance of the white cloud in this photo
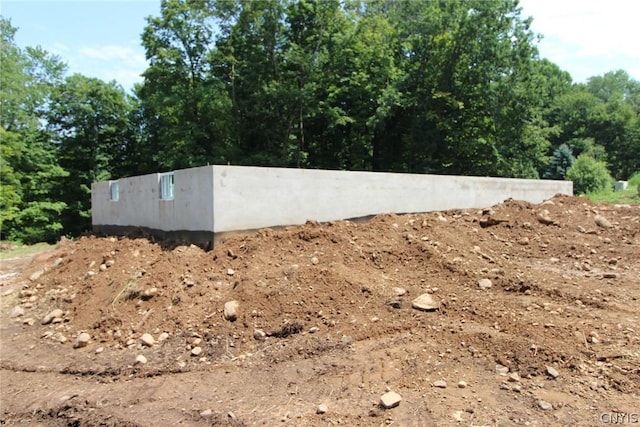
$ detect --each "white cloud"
[519,0,640,82]
[52,43,147,91]
[78,45,146,68]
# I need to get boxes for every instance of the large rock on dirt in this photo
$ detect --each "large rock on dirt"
[253,329,266,341]
[10,306,25,318]
[224,300,239,321]
[412,293,439,311]
[73,332,91,349]
[594,215,613,228]
[41,308,63,325]
[140,333,155,347]
[380,391,402,409]
[478,278,492,290]
[546,366,560,379]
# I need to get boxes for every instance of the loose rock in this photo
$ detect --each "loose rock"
[73,332,91,349]
[191,346,203,356]
[538,400,553,411]
[495,364,509,375]
[546,366,559,379]
[478,278,492,290]
[380,391,402,409]
[594,215,612,228]
[10,306,25,318]
[392,287,407,296]
[317,404,328,414]
[135,354,147,365]
[140,333,155,347]
[433,380,447,388]
[253,329,266,341]
[412,293,439,311]
[457,381,468,388]
[224,300,239,321]
[508,373,521,382]
[142,287,158,299]
[41,308,63,325]
[29,270,44,282]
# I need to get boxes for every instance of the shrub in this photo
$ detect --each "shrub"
[565,154,613,195]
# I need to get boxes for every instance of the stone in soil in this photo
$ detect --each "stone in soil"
[140,333,155,346]
[495,364,509,375]
[316,404,328,414]
[433,380,447,388]
[380,391,402,409]
[412,293,439,311]
[538,400,553,411]
[73,332,91,349]
[10,306,25,318]
[478,278,492,290]
[253,329,266,341]
[392,287,407,296]
[224,300,239,321]
[41,308,63,325]
[457,381,468,388]
[546,366,560,379]
[594,215,612,228]
[135,355,147,365]
[191,346,203,356]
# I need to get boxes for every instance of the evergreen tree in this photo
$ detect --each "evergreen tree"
[543,144,575,180]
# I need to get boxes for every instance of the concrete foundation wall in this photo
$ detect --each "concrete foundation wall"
[93,165,572,243]
[92,166,214,235]
[211,166,572,232]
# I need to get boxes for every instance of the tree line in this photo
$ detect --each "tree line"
[1,0,639,244]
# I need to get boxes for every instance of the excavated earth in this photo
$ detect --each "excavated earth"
[1,194,639,426]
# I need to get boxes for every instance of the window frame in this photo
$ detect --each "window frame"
[109,180,119,202]
[159,172,175,200]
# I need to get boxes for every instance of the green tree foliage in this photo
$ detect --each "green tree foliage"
[543,143,575,180]
[565,154,613,195]
[585,71,640,179]
[139,0,231,171]
[0,17,68,243]
[47,74,134,235]
[545,71,640,181]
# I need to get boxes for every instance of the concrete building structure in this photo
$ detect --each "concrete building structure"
[92,165,573,246]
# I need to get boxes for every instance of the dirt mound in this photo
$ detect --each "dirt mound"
[1,195,639,426]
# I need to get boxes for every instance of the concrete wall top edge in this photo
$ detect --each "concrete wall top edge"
[94,164,571,188]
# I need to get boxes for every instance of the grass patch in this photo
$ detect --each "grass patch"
[584,172,640,204]
[0,242,53,260]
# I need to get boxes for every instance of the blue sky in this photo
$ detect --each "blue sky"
[2,0,639,92]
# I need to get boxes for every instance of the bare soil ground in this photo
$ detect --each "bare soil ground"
[1,194,639,427]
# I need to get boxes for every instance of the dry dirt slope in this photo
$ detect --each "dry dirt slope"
[1,194,639,426]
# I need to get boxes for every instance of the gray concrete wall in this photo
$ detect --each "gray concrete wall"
[92,166,214,235]
[211,166,572,233]
[93,165,572,243]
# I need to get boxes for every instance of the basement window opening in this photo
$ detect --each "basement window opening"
[109,181,119,201]
[159,172,174,200]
